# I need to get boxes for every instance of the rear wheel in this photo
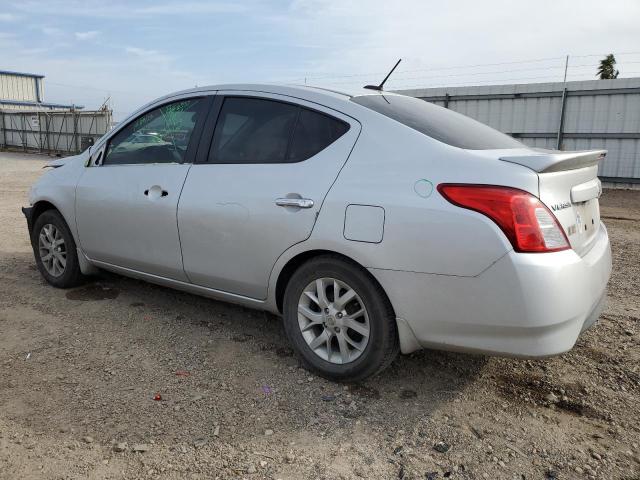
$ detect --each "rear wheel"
[32,210,84,288]
[283,255,399,381]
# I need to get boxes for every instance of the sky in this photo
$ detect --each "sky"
[1,0,640,120]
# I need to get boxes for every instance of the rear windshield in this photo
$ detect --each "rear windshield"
[351,94,524,150]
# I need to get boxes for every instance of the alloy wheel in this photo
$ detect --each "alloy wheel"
[38,223,67,277]
[297,277,370,364]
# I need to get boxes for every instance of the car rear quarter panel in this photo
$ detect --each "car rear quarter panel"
[291,112,539,278]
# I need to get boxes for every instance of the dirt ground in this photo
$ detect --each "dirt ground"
[0,151,638,480]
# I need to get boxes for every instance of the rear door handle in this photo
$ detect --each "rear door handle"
[275,198,314,208]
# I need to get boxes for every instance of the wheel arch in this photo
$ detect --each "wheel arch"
[273,249,395,318]
[29,198,84,252]
[30,200,60,230]
[273,248,423,354]
[29,199,97,277]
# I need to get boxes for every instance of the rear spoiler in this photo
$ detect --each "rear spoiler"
[499,149,606,173]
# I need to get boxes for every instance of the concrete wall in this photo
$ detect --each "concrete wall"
[395,77,640,182]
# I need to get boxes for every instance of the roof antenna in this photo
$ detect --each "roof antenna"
[364,59,402,91]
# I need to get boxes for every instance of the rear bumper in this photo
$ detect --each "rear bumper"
[370,222,612,356]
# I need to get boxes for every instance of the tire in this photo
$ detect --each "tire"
[32,209,84,288]
[283,255,399,382]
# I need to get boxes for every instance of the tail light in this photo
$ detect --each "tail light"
[437,184,570,253]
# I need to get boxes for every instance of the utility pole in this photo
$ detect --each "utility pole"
[563,55,569,83]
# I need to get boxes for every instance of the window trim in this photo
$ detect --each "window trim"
[195,94,351,165]
[99,95,213,167]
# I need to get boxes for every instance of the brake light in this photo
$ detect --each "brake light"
[437,184,570,253]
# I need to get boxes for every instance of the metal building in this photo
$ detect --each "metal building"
[395,77,640,184]
[0,69,80,111]
[1,69,111,155]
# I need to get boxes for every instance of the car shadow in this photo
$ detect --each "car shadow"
[75,269,488,417]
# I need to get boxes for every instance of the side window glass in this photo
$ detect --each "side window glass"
[209,97,299,164]
[288,109,350,162]
[103,98,205,165]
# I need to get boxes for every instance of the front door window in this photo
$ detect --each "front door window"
[103,98,206,165]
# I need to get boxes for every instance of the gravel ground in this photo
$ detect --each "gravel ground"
[0,151,638,480]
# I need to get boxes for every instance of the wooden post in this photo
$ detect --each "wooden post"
[0,111,6,149]
[21,114,26,151]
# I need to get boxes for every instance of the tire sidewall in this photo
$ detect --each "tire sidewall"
[283,257,395,381]
[32,210,81,288]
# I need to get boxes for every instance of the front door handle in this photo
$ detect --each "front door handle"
[144,186,168,198]
[275,198,314,208]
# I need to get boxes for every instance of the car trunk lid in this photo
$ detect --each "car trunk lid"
[500,149,606,257]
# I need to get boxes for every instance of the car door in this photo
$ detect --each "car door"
[178,92,361,299]
[75,95,211,280]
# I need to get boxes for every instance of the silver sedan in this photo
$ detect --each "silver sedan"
[23,84,611,381]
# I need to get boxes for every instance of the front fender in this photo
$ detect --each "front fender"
[27,152,89,247]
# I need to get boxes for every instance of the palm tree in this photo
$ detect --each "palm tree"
[597,54,620,79]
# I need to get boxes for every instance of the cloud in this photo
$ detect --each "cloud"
[75,30,100,40]
[259,0,640,90]
[134,2,246,15]
[125,46,159,57]
[124,46,175,70]
[13,1,245,18]
[3,0,640,119]
[124,46,172,64]
[0,13,18,21]
[42,27,63,36]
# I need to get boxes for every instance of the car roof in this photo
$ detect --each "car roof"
[110,84,407,140]
[157,83,399,106]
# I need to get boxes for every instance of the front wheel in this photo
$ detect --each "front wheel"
[32,209,84,288]
[283,255,399,382]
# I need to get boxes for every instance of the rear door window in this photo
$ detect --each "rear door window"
[209,97,298,164]
[288,109,350,162]
[351,94,523,150]
[208,97,350,164]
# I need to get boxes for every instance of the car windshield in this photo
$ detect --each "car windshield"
[351,94,524,150]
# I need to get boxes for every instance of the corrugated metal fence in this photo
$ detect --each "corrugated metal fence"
[0,108,112,155]
[396,77,640,183]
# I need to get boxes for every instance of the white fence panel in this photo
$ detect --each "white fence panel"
[0,109,112,155]
[396,77,640,183]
